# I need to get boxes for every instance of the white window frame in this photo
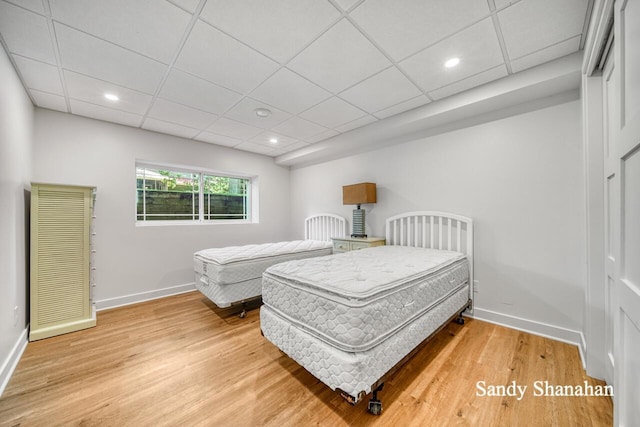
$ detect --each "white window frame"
[135,160,258,226]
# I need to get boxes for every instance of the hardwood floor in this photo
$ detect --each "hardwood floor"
[0,291,612,426]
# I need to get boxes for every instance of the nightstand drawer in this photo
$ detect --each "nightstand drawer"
[331,237,385,253]
[333,241,350,252]
[350,242,371,251]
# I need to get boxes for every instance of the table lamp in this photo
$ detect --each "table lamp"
[342,182,376,238]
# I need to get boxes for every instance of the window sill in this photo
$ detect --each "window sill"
[135,220,255,227]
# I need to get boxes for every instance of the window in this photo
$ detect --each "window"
[136,163,252,224]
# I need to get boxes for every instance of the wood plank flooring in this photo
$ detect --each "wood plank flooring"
[0,291,612,426]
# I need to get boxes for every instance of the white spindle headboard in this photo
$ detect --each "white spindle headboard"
[304,213,347,242]
[385,211,474,311]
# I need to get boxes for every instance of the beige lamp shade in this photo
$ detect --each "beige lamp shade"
[342,182,376,205]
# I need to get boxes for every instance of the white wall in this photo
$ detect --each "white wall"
[32,109,291,308]
[290,99,586,343]
[0,47,33,393]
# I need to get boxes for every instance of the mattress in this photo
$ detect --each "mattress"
[194,240,333,285]
[262,246,468,352]
[260,284,470,400]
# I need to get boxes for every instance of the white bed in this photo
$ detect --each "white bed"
[194,213,347,315]
[260,211,473,414]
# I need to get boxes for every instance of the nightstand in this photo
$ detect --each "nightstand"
[331,236,386,253]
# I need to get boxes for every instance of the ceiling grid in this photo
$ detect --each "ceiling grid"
[0,0,592,158]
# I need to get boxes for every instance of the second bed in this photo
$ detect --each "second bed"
[194,213,346,315]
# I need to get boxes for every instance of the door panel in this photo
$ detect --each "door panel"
[606,277,614,369]
[621,0,639,126]
[602,48,616,388]
[606,175,615,260]
[618,287,640,426]
[622,148,640,284]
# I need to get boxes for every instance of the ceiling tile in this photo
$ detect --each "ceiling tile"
[428,65,508,100]
[200,0,340,63]
[64,70,153,115]
[304,129,339,143]
[511,36,581,73]
[351,0,490,61]
[148,98,217,129]
[373,95,430,119]
[195,132,243,147]
[333,0,361,12]
[69,99,143,127]
[224,97,291,129]
[271,116,328,140]
[400,18,504,93]
[159,69,242,115]
[206,117,263,140]
[250,68,331,114]
[250,131,298,148]
[167,0,200,13]
[0,1,56,63]
[175,20,278,94]
[339,66,422,113]
[12,55,63,95]
[234,141,276,155]
[55,23,166,94]
[283,140,312,151]
[299,96,367,129]
[498,0,589,59]
[49,0,191,64]
[334,115,377,133]
[31,89,68,112]
[288,19,391,94]
[142,118,199,139]
[3,0,45,14]
[494,0,518,9]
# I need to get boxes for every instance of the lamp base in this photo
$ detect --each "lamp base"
[352,207,366,238]
[351,234,368,238]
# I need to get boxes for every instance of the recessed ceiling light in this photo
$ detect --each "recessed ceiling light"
[254,108,272,118]
[444,57,460,68]
[104,93,119,101]
[269,137,278,144]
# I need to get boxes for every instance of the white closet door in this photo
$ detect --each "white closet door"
[612,0,640,425]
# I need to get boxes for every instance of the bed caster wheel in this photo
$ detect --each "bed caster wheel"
[368,399,382,415]
[455,316,465,325]
[239,302,247,318]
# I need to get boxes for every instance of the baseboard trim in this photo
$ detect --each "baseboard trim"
[473,308,585,361]
[0,327,29,398]
[95,283,196,311]
[578,331,587,370]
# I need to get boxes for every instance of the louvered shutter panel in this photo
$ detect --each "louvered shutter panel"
[30,183,96,341]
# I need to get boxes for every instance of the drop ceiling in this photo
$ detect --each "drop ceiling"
[0,0,591,158]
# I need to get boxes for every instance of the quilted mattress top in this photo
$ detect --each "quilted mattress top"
[194,240,331,265]
[264,245,466,301]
